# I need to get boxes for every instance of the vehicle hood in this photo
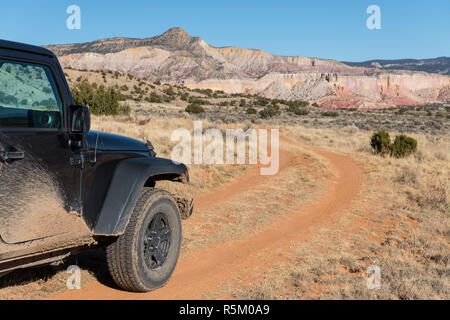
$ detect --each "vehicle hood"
[86,131,148,152]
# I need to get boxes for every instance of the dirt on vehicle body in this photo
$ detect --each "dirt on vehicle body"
[0,39,192,291]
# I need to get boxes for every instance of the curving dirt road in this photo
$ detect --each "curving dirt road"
[54,136,363,300]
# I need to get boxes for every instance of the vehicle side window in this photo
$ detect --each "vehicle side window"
[0,59,63,129]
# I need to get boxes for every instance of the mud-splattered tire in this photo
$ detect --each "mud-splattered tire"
[106,188,182,292]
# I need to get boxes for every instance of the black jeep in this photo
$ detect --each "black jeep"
[0,40,193,292]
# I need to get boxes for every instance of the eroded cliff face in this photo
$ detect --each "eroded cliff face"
[50,28,450,108]
[182,73,450,108]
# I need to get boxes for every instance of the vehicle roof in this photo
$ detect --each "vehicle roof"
[0,39,55,58]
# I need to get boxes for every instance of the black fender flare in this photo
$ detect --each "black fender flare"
[93,157,188,235]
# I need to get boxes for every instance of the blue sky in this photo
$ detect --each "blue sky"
[0,0,448,61]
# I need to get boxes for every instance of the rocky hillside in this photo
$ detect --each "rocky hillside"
[342,57,450,76]
[45,28,450,108]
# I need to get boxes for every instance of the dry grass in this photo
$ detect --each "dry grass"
[180,148,326,253]
[0,115,257,299]
[91,115,255,198]
[0,250,110,300]
[222,126,449,300]
[1,116,447,300]
[0,68,447,299]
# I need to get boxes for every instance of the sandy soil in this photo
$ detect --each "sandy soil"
[53,136,363,300]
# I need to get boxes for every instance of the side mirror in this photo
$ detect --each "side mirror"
[70,105,90,134]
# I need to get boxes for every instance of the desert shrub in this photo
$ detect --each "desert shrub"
[133,85,144,95]
[321,111,339,117]
[71,80,125,115]
[292,108,310,116]
[240,99,247,107]
[188,96,207,105]
[185,104,205,114]
[180,92,189,101]
[162,95,174,103]
[149,92,162,103]
[71,80,94,106]
[163,86,176,96]
[193,88,213,97]
[391,134,418,158]
[259,104,280,119]
[287,104,309,116]
[286,100,309,109]
[394,167,418,185]
[121,94,132,101]
[312,102,319,108]
[370,130,392,156]
[118,103,131,115]
[204,89,213,97]
[246,107,257,115]
[256,97,269,107]
[408,179,449,214]
[94,86,122,115]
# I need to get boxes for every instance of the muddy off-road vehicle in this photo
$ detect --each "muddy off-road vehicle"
[0,40,193,292]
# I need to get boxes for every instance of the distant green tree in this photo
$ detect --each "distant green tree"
[246,107,257,115]
[185,104,205,114]
[259,104,280,119]
[71,80,125,115]
[287,100,310,116]
[149,92,162,103]
[391,134,418,158]
[71,80,94,107]
[163,86,176,96]
[321,111,339,117]
[370,130,391,157]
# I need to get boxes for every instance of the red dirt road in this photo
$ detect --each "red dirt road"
[54,137,363,300]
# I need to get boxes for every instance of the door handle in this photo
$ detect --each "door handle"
[0,151,25,162]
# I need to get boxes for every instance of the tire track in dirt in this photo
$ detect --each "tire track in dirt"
[54,137,363,300]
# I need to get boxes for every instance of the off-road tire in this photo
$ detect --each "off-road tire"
[106,188,182,292]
